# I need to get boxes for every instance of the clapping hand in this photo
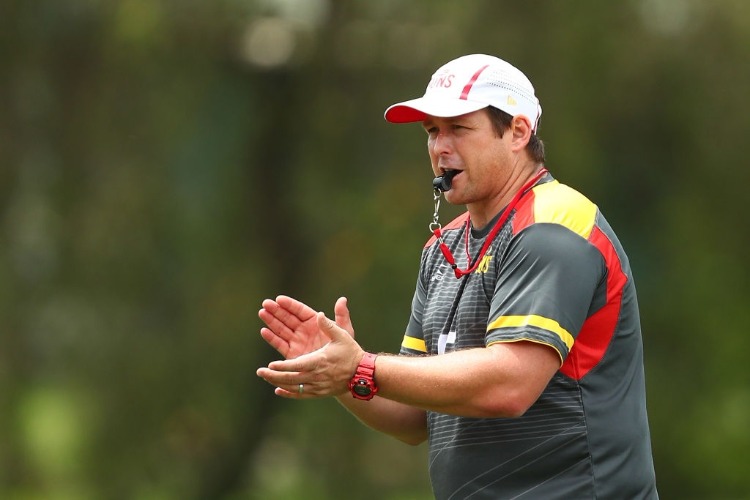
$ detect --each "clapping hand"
[258,295,355,360]
[257,296,363,399]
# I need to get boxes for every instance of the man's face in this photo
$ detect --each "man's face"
[422,109,513,209]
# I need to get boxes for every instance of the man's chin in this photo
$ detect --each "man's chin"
[444,190,465,206]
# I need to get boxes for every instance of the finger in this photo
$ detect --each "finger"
[259,327,290,357]
[334,297,355,337]
[257,366,303,386]
[259,308,295,343]
[263,350,314,372]
[274,387,299,399]
[274,386,318,399]
[259,300,303,340]
[258,380,303,399]
[257,368,325,399]
[275,295,318,323]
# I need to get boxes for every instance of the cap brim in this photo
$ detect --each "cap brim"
[384,97,489,123]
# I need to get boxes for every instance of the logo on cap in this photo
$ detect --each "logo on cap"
[428,70,454,90]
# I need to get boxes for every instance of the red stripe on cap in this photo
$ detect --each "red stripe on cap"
[460,65,489,100]
[559,226,627,380]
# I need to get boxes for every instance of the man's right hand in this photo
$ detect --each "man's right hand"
[258,295,355,360]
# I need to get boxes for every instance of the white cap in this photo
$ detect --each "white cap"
[384,54,542,132]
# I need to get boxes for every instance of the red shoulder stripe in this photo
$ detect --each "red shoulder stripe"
[511,189,537,235]
[424,211,470,248]
[560,225,627,380]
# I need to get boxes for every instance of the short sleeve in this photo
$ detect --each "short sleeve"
[400,249,430,355]
[486,222,605,363]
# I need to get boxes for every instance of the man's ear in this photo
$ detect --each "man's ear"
[510,115,532,152]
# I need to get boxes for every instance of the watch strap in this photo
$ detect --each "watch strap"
[349,352,378,400]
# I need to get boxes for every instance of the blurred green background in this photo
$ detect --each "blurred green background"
[2,0,749,498]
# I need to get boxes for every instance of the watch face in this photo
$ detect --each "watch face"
[353,380,371,396]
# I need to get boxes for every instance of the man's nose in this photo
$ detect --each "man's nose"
[431,131,453,155]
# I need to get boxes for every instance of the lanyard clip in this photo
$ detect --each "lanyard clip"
[429,187,443,233]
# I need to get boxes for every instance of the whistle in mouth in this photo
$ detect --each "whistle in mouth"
[432,170,458,192]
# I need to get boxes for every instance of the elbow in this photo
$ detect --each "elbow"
[497,401,531,419]
[400,424,429,445]
[392,425,428,446]
[476,390,537,419]
[396,434,427,446]
[479,403,528,419]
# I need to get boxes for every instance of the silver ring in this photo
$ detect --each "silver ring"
[298,383,304,394]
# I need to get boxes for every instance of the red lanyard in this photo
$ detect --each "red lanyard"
[431,168,548,278]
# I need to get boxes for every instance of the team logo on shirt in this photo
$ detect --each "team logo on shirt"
[476,255,493,274]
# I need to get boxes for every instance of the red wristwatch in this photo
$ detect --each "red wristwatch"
[349,352,378,401]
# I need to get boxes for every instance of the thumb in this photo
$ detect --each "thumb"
[317,311,352,344]
[334,297,355,337]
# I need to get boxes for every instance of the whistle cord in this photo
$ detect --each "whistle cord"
[431,168,548,279]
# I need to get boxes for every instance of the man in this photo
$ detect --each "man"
[257,54,658,499]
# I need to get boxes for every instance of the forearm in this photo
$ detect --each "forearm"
[374,344,559,418]
[336,393,428,445]
[257,308,558,421]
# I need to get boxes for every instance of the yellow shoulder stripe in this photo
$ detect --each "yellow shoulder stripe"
[487,314,575,350]
[532,181,597,239]
[401,335,427,353]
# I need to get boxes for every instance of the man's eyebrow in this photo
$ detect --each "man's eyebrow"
[445,116,469,125]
